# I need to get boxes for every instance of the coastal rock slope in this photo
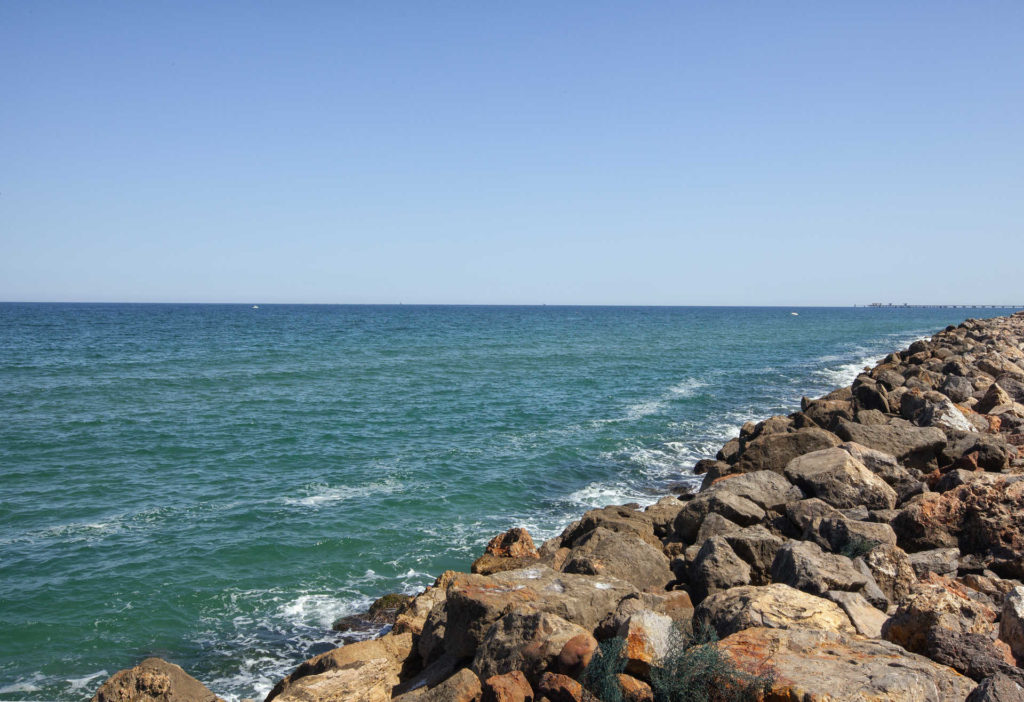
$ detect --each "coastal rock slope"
[94,312,1024,702]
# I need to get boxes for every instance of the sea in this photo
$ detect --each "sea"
[1,304,1017,700]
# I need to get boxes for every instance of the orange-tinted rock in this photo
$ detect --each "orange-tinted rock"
[483,670,533,702]
[556,633,597,678]
[536,673,585,702]
[91,658,224,702]
[721,627,976,701]
[487,528,540,559]
[616,674,653,702]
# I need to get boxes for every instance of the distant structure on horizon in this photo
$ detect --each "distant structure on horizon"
[864,303,1021,309]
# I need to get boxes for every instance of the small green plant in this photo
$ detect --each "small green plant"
[580,622,775,702]
[580,636,626,702]
[839,536,879,560]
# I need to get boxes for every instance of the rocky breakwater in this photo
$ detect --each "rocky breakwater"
[93,312,1024,702]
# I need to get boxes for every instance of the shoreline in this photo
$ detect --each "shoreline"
[92,311,1024,702]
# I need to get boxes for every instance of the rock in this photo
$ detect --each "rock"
[398,668,483,702]
[618,609,674,677]
[673,490,766,543]
[560,527,674,592]
[643,496,686,538]
[920,398,978,433]
[769,540,868,596]
[824,590,888,637]
[839,442,926,503]
[688,536,751,603]
[704,470,804,510]
[442,567,637,659]
[1000,587,1024,663]
[556,633,598,679]
[482,670,531,702]
[267,633,416,702]
[882,578,998,655]
[815,515,898,554]
[920,628,1024,686]
[333,593,414,636]
[487,529,539,559]
[269,658,396,702]
[967,674,1024,702]
[724,526,784,585]
[835,421,946,468]
[942,375,976,403]
[894,480,1024,561]
[695,583,853,638]
[802,398,855,431]
[862,543,918,603]
[91,658,224,702]
[719,627,977,701]
[783,448,897,510]
[692,512,742,544]
[733,427,842,474]
[854,382,890,413]
[785,497,841,534]
[473,554,546,576]
[559,505,658,549]
[616,674,653,702]
[535,673,586,702]
[943,434,1018,472]
[471,608,588,684]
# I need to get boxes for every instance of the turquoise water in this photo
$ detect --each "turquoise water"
[1,304,1017,700]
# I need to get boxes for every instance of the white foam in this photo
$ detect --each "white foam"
[282,479,397,508]
[66,670,109,692]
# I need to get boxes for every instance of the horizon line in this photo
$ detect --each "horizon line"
[2,301,1023,309]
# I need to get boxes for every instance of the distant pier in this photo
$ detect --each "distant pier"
[859,303,1023,309]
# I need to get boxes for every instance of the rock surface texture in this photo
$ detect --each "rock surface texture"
[93,312,1024,701]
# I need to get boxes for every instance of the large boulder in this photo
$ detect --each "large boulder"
[862,543,918,603]
[1000,586,1024,664]
[724,526,784,585]
[617,609,674,678]
[471,608,587,684]
[835,421,946,468]
[688,536,751,602]
[442,567,637,658]
[701,470,804,511]
[967,674,1024,702]
[91,658,224,702]
[559,505,659,549]
[783,448,897,510]
[268,634,415,702]
[882,577,998,654]
[394,668,482,702]
[694,583,853,638]
[769,540,868,596]
[838,442,926,504]
[824,591,888,637]
[560,527,674,592]
[719,627,977,701]
[673,491,766,543]
[893,479,1024,561]
[733,428,841,474]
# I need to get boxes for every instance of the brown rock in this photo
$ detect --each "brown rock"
[695,583,854,638]
[487,528,540,559]
[616,674,653,702]
[883,577,998,655]
[560,527,674,592]
[91,658,224,702]
[397,667,483,702]
[733,427,842,474]
[482,670,532,702]
[472,608,588,684]
[618,609,673,677]
[536,672,587,702]
[556,633,598,679]
[720,627,977,701]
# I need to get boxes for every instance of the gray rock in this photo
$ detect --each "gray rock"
[835,421,946,468]
[733,427,842,474]
[825,590,888,637]
[941,375,976,403]
[783,448,898,510]
[1000,586,1024,664]
[966,674,1024,702]
[689,536,751,603]
[561,527,674,592]
[471,608,587,684]
[770,540,868,596]
[695,583,854,638]
[724,526,785,585]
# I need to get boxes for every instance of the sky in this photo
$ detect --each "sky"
[2,2,1022,305]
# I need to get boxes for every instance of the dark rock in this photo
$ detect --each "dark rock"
[733,427,842,474]
[966,674,1024,702]
[724,526,784,585]
[561,527,674,592]
[942,375,976,403]
[770,540,868,596]
[688,536,751,603]
[835,421,946,469]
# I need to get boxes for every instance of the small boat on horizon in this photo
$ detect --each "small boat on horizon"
[252,305,259,309]
[791,312,799,316]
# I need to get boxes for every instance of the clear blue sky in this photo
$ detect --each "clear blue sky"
[2,2,1022,305]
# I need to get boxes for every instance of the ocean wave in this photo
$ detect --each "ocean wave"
[282,479,398,508]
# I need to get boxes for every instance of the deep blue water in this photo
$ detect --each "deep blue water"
[0,304,1017,700]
